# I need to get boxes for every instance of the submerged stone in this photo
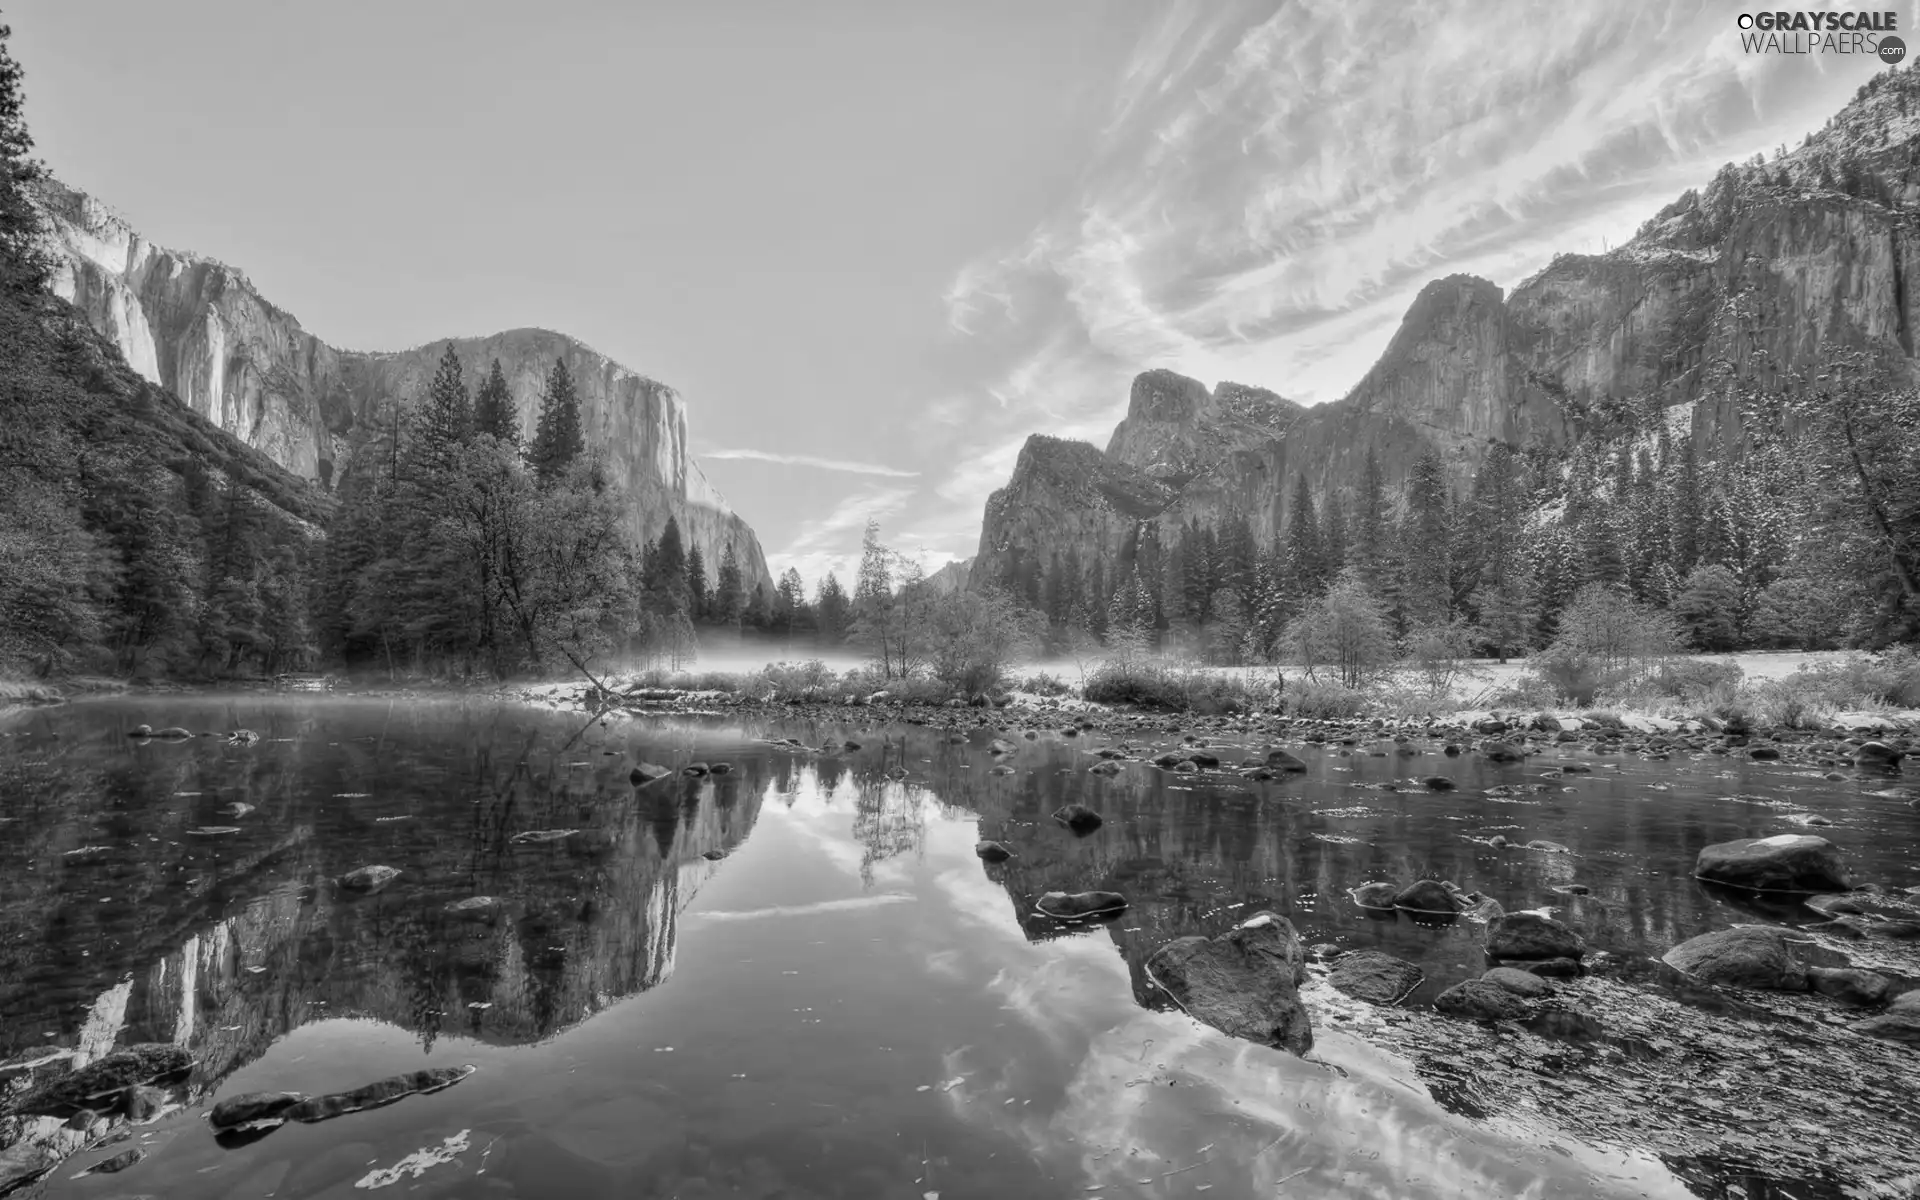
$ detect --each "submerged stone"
[1482,966,1550,997]
[1328,950,1422,1004]
[1265,748,1308,772]
[337,865,400,893]
[629,762,672,784]
[1145,912,1312,1055]
[1350,881,1399,910]
[975,840,1013,863]
[1051,804,1103,833]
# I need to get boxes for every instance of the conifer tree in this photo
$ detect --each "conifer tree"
[529,357,585,485]
[1399,450,1452,629]
[713,542,745,627]
[815,571,851,641]
[0,19,47,295]
[1284,474,1324,597]
[685,543,708,621]
[1352,448,1389,594]
[472,358,518,444]
[411,344,471,478]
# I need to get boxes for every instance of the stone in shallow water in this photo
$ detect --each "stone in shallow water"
[1328,950,1422,1004]
[7,1044,190,1116]
[1434,978,1531,1021]
[629,762,672,785]
[1051,804,1103,833]
[1853,989,1920,1043]
[1146,912,1311,1054]
[1265,748,1308,772]
[1486,912,1585,961]
[1422,776,1456,791]
[1035,890,1126,919]
[974,840,1012,863]
[1695,835,1852,893]
[283,1066,476,1124]
[209,1090,307,1129]
[1662,926,1810,991]
[1350,881,1398,910]
[1482,966,1551,997]
[1393,879,1461,914]
[1807,966,1892,1005]
[338,865,400,893]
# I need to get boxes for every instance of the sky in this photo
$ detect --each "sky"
[6,0,1901,588]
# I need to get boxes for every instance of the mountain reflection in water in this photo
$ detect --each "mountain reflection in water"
[2,696,1911,1198]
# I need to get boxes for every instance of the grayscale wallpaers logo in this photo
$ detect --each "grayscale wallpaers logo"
[1737,10,1903,60]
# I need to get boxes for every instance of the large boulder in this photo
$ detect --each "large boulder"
[1265,748,1309,772]
[1434,979,1530,1021]
[1481,966,1551,998]
[1694,836,1852,893]
[1485,912,1584,961]
[208,1091,307,1129]
[1350,881,1399,910]
[1808,966,1893,1005]
[1328,951,1423,1005]
[1662,926,1810,991]
[1854,741,1904,770]
[1145,912,1312,1054]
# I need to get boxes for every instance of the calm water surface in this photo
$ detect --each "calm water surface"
[1,696,1914,1199]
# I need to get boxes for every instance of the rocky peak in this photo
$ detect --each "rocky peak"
[1108,370,1302,485]
[30,176,773,595]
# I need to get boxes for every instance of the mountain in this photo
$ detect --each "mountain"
[970,68,1920,602]
[31,178,772,596]
[922,556,975,595]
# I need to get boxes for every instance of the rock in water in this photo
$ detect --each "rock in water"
[1051,804,1103,834]
[1350,881,1399,910]
[1694,835,1853,893]
[1485,912,1585,961]
[1482,742,1525,762]
[1481,967,1550,997]
[81,1148,144,1175]
[1434,979,1531,1021]
[1146,912,1312,1055]
[1662,926,1811,991]
[1855,741,1904,769]
[1853,989,1920,1043]
[149,727,194,739]
[0,1143,59,1192]
[975,840,1013,863]
[1393,879,1462,914]
[1422,776,1456,791]
[1036,891,1127,919]
[283,1066,476,1124]
[337,865,400,893]
[629,762,672,785]
[1808,966,1892,1005]
[208,1091,307,1129]
[1328,951,1422,1004]
[6,1044,190,1116]
[1265,748,1309,772]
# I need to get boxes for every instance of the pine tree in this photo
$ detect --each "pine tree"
[713,542,744,627]
[1284,473,1324,599]
[1352,448,1389,594]
[528,357,585,485]
[1320,493,1347,578]
[1399,450,1452,629]
[0,20,47,295]
[472,358,518,445]
[645,515,689,614]
[815,571,851,641]
[410,344,471,478]
[685,543,708,621]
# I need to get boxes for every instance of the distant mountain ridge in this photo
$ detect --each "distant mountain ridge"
[31,178,773,595]
[970,67,1920,598]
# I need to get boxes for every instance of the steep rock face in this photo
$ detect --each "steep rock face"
[970,76,1920,593]
[972,436,1173,592]
[33,178,771,594]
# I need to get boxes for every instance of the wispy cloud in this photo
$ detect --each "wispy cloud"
[703,448,920,477]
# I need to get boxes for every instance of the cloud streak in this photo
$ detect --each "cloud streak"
[703,448,920,477]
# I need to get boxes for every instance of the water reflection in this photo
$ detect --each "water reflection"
[1,699,1914,1198]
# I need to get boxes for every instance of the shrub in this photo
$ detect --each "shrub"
[1649,658,1745,700]
[1528,585,1682,704]
[1014,671,1073,697]
[926,588,1041,696]
[1286,679,1370,719]
[759,659,837,695]
[1400,620,1484,696]
[1281,569,1395,687]
[1577,709,1626,730]
[1083,663,1188,710]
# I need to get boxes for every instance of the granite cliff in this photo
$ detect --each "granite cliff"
[32,178,772,595]
[971,69,1920,597]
